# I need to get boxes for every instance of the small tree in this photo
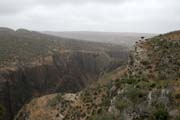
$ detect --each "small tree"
[153,103,169,120]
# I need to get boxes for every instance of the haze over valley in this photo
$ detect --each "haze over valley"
[43,31,155,47]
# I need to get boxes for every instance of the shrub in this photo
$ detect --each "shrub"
[175,115,180,120]
[175,93,180,99]
[115,97,128,111]
[150,83,156,88]
[153,103,169,120]
[48,94,63,107]
[120,77,139,85]
[140,60,150,65]
[91,112,114,120]
[153,109,168,120]
[124,87,146,103]
[101,96,111,109]
[136,81,156,90]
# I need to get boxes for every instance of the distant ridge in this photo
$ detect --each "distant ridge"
[0,27,14,32]
[43,31,156,47]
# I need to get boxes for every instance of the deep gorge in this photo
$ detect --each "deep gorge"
[0,50,128,120]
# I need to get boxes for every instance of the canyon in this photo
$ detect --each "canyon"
[0,28,129,120]
[15,31,180,120]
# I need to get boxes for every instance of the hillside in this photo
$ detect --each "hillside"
[43,31,155,48]
[15,31,180,120]
[0,28,128,69]
[0,27,129,120]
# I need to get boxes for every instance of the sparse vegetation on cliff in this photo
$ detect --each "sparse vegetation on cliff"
[14,31,180,120]
[0,28,129,120]
[4,30,180,120]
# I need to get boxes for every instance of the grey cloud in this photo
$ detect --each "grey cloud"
[0,0,35,15]
[0,0,127,14]
[1,0,135,15]
[0,0,180,33]
[38,0,127,4]
[0,2,21,14]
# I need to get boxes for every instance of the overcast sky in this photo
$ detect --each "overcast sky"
[0,0,180,33]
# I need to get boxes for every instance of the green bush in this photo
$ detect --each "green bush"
[120,77,139,85]
[175,115,180,120]
[140,60,150,65]
[150,83,156,88]
[48,94,63,107]
[91,112,114,120]
[115,97,128,111]
[175,93,180,99]
[136,81,156,90]
[101,96,111,107]
[154,109,168,120]
[153,103,169,120]
[124,87,146,103]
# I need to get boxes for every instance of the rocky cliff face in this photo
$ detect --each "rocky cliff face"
[0,28,130,120]
[0,50,128,120]
[15,31,180,120]
[128,36,180,80]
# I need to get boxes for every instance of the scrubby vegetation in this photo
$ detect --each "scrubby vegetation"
[48,94,64,107]
[0,28,128,68]
[115,97,128,111]
[0,28,130,120]
[152,102,169,120]
[14,31,180,120]
[91,112,114,120]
